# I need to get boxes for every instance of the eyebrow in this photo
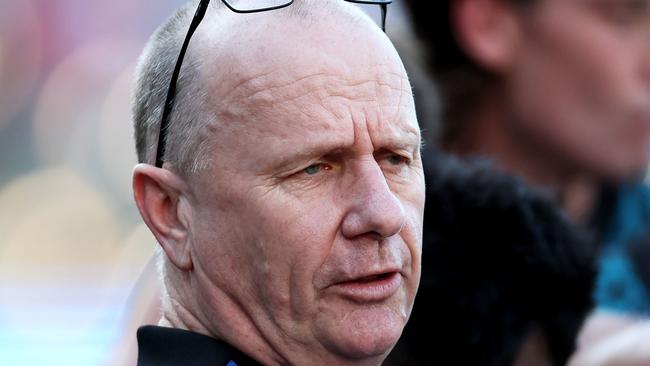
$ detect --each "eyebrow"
[374,126,422,152]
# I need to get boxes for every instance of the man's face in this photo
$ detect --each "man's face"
[185,15,424,364]
[505,0,650,180]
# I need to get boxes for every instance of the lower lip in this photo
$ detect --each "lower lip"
[331,272,402,303]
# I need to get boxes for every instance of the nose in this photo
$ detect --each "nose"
[341,160,406,240]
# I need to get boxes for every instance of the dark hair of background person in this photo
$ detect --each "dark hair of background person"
[385,154,596,366]
[403,0,531,146]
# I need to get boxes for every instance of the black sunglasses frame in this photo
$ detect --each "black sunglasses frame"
[154,0,392,168]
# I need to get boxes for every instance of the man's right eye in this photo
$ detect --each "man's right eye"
[303,163,331,175]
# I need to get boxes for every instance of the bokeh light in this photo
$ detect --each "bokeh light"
[32,39,140,172]
[0,168,129,366]
[0,1,169,364]
[99,62,140,204]
[0,0,43,131]
[0,168,119,281]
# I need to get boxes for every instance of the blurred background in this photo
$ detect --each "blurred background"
[0,1,186,365]
[0,1,416,365]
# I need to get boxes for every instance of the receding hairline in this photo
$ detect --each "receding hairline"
[190,0,402,97]
[132,0,397,176]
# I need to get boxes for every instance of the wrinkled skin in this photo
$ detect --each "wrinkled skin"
[160,8,425,366]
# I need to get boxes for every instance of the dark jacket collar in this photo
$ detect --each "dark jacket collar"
[137,325,262,366]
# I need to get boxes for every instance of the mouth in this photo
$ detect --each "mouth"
[329,271,402,303]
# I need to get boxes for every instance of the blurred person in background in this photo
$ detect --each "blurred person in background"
[402,0,650,364]
[131,0,425,365]
[385,156,596,366]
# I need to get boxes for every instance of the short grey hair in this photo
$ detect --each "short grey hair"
[132,1,222,175]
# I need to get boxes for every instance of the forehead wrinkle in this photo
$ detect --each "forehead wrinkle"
[204,26,415,151]
[218,69,280,106]
[228,71,342,108]
[218,51,408,98]
[224,66,411,111]
[367,76,420,151]
[217,67,401,124]
[394,67,416,137]
[215,83,355,154]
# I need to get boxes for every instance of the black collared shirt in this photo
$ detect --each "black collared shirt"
[137,325,262,366]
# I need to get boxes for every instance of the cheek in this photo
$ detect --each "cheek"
[400,183,424,284]
[248,194,342,319]
[192,183,340,314]
[507,15,650,176]
[399,209,423,315]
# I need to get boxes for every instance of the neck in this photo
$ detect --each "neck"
[160,265,386,366]
[160,270,288,366]
[446,92,599,223]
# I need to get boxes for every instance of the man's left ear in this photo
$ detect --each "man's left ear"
[452,0,524,73]
[132,164,194,271]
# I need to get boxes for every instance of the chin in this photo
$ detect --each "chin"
[316,305,406,361]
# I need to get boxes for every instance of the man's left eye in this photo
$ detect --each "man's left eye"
[302,163,332,175]
[387,154,408,166]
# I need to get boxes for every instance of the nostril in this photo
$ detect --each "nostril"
[341,164,406,239]
[340,201,405,240]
